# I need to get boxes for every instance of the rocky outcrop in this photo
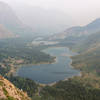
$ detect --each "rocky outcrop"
[0,76,31,100]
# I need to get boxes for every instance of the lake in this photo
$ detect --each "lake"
[16,47,80,84]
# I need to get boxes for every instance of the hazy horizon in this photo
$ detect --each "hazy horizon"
[1,0,100,26]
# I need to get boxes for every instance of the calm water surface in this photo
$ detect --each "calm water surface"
[16,47,80,84]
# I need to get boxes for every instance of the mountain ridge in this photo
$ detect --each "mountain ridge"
[0,1,35,38]
[51,18,100,40]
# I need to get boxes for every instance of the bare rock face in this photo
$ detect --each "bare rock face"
[0,87,7,99]
[0,76,31,100]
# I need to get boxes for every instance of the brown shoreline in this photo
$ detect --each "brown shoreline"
[9,57,57,77]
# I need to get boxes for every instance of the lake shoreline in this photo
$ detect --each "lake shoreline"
[38,52,81,86]
[35,47,81,86]
[13,46,80,86]
[9,57,57,77]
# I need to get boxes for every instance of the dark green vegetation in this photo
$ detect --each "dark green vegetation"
[1,31,100,100]
[0,38,55,64]
[0,38,55,100]
[0,38,55,73]
[10,31,100,100]
[8,77,100,100]
[7,76,39,98]
[1,8,100,99]
[40,80,100,100]
[35,31,100,100]
[38,26,100,100]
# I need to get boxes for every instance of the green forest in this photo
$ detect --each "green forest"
[1,32,100,100]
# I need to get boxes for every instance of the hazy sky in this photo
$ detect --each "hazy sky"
[1,0,100,26]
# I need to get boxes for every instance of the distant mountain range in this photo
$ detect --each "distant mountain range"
[0,1,35,38]
[51,18,100,40]
[14,5,73,35]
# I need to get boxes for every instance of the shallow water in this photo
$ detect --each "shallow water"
[16,47,80,84]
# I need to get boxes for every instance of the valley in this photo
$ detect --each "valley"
[16,47,80,84]
[1,34,100,100]
[0,1,100,100]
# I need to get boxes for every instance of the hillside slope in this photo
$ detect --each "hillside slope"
[70,30,100,90]
[50,18,100,41]
[0,76,31,100]
[72,31,100,52]
[0,1,34,37]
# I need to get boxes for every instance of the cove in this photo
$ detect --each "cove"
[16,47,80,84]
